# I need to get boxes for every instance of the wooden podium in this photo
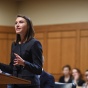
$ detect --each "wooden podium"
[0,73,31,88]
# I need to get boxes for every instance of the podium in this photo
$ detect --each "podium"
[0,73,31,88]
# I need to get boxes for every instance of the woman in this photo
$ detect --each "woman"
[0,15,43,88]
[59,65,72,83]
[82,70,88,88]
[72,68,85,88]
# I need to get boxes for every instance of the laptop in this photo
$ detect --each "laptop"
[55,82,72,88]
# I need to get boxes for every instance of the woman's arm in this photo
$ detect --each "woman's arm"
[0,43,14,74]
[0,63,13,74]
[24,41,43,74]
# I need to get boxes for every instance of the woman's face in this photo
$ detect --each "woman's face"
[85,71,88,82]
[72,69,80,80]
[63,67,70,76]
[15,17,28,35]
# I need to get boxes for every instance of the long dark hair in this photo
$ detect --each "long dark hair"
[15,15,35,43]
[73,68,83,79]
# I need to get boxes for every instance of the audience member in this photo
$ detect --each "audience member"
[40,56,55,88]
[82,70,88,88]
[40,70,55,88]
[59,65,72,83]
[72,68,85,88]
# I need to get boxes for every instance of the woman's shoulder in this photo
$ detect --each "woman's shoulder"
[59,76,65,82]
[79,79,85,82]
[30,38,42,46]
[28,38,41,43]
[78,79,85,86]
[28,38,42,50]
[59,76,64,80]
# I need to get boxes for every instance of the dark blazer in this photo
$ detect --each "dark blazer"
[72,79,85,88]
[40,70,55,88]
[77,79,85,86]
[59,76,72,83]
[0,38,43,87]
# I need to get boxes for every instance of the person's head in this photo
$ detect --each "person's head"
[62,65,71,76]
[72,68,82,80]
[84,70,88,83]
[15,15,35,43]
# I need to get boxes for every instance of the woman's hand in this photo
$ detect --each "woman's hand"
[74,75,79,85]
[74,75,79,81]
[14,53,25,66]
[0,69,2,73]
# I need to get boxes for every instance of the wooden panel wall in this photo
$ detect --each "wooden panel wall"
[0,23,88,81]
[34,22,88,81]
[0,26,15,64]
[80,29,88,73]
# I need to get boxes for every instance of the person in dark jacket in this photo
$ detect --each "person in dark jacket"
[40,70,55,88]
[59,65,72,83]
[0,15,43,88]
[82,70,88,88]
[72,68,85,88]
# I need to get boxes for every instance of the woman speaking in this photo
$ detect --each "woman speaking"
[0,15,43,88]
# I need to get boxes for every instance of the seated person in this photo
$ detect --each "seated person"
[40,70,55,88]
[40,56,55,88]
[58,65,72,83]
[82,70,88,88]
[72,68,85,88]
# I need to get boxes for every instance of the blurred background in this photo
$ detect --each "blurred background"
[0,0,88,81]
